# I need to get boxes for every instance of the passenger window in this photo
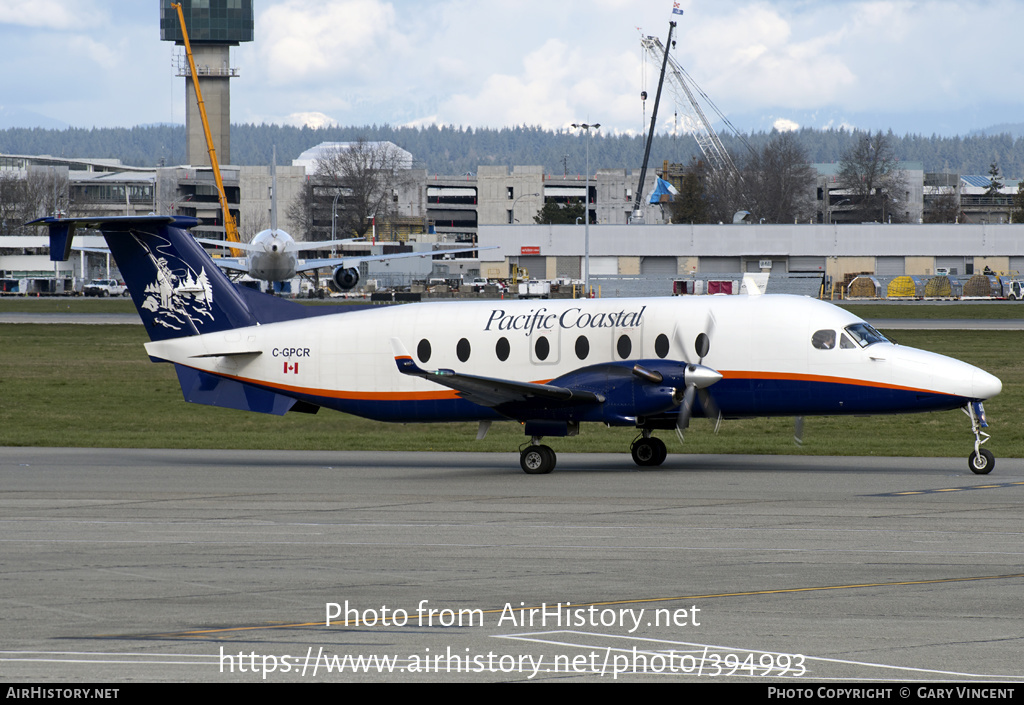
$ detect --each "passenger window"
[535,336,550,361]
[495,337,510,361]
[617,335,632,359]
[811,329,836,350]
[417,339,431,362]
[457,338,471,362]
[655,333,670,359]
[575,335,589,360]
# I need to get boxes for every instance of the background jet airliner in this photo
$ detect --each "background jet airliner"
[194,229,485,291]
[194,158,486,290]
[33,215,1002,475]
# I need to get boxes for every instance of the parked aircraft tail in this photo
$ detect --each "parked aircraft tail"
[34,216,259,341]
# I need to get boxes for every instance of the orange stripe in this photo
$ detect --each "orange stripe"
[720,370,943,395]
[184,365,950,404]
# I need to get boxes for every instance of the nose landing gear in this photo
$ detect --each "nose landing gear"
[964,402,994,475]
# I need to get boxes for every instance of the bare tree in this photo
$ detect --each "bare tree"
[26,167,72,220]
[0,168,73,236]
[311,139,412,240]
[0,172,31,235]
[239,202,271,242]
[924,191,961,223]
[836,131,909,223]
[745,132,816,223]
[701,157,747,224]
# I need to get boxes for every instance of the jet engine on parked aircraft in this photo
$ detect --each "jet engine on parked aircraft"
[333,266,360,291]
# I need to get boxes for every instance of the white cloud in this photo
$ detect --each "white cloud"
[284,111,339,128]
[442,39,641,129]
[0,0,107,30]
[773,118,799,132]
[256,0,399,85]
[67,35,121,70]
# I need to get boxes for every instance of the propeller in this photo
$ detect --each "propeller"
[673,311,723,443]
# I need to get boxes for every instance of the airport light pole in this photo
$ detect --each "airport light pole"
[331,191,343,257]
[511,192,539,223]
[571,122,600,295]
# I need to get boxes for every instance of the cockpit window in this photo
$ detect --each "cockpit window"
[840,333,857,349]
[844,323,889,348]
[811,329,836,350]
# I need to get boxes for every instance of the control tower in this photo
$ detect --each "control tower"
[159,0,254,166]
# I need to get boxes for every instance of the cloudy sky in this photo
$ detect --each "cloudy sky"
[1,0,1022,136]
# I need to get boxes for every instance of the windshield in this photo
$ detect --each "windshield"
[844,322,889,348]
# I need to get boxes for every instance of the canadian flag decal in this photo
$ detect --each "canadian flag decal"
[284,362,299,374]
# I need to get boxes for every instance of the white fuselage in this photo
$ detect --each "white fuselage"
[246,229,299,282]
[145,294,1001,423]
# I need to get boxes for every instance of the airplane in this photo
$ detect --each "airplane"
[193,229,486,292]
[192,155,488,291]
[32,215,1002,475]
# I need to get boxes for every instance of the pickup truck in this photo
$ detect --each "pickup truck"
[83,279,128,297]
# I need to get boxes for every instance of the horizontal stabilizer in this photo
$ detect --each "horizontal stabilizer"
[174,365,302,415]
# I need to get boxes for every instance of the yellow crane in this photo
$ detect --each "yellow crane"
[172,2,241,256]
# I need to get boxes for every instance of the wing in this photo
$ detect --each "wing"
[389,339,604,408]
[289,237,365,252]
[297,246,496,273]
[209,258,249,273]
[194,237,260,253]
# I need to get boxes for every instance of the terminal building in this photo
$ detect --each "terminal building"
[3,147,1024,296]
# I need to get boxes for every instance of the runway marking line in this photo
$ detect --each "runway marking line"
[134,572,1024,639]
[877,481,1024,496]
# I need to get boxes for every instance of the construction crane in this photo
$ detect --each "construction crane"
[633,20,752,222]
[172,2,242,256]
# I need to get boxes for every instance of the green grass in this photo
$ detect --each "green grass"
[1,324,1020,458]
[5,296,1024,320]
[837,302,1024,320]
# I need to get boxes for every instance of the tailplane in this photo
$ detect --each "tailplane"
[31,216,258,340]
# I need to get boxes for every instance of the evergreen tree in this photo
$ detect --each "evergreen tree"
[533,199,585,224]
[985,162,1004,195]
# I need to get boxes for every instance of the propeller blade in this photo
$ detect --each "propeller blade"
[699,388,722,433]
[794,416,805,446]
[675,384,698,444]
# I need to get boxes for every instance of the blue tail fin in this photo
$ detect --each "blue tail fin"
[31,216,257,341]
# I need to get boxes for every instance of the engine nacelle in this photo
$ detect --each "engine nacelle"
[332,266,360,291]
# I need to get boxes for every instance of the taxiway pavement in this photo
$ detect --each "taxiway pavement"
[2,447,1022,682]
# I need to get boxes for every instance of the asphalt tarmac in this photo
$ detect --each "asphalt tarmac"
[2,447,1022,683]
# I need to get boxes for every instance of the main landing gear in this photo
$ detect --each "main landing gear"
[964,402,995,475]
[631,431,668,467]
[518,432,670,474]
[520,441,556,474]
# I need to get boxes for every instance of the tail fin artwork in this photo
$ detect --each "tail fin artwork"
[31,215,332,416]
[32,216,258,341]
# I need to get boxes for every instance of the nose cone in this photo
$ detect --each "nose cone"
[686,364,723,389]
[973,368,1002,400]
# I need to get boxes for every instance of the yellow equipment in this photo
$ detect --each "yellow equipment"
[172,2,241,257]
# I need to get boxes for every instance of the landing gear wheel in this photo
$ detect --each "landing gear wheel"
[520,445,556,474]
[969,449,995,475]
[631,437,667,467]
